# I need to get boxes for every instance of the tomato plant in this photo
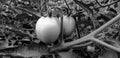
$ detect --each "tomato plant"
[0,0,120,58]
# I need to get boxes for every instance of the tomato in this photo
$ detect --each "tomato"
[35,17,61,44]
[60,15,76,37]
[87,46,95,52]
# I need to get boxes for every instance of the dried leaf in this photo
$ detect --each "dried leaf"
[0,42,49,57]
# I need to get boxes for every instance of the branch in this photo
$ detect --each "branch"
[50,14,120,52]
[75,19,80,38]
[72,41,93,48]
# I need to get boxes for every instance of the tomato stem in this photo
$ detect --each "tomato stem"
[50,14,120,52]
[60,16,64,42]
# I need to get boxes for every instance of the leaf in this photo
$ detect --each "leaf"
[98,49,118,58]
[58,49,82,58]
[0,42,49,57]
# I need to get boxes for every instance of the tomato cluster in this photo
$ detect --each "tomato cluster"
[35,15,75,44]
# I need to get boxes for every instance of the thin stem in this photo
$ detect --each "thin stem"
[74,17,80,38]
[60,16,64,41]
[72,41,93,48]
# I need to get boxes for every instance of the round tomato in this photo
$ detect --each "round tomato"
[60,15,76,37]
[35,17,61,44]
[87,46,95,52]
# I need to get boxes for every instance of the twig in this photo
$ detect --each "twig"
[60,16,64,43]
[74,18,80,38]
[72,41,93,48]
